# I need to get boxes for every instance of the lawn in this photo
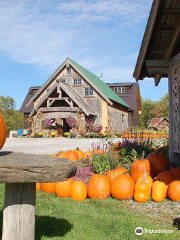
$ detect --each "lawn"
[0,185,179,240]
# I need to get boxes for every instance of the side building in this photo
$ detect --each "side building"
[108,82,141,127]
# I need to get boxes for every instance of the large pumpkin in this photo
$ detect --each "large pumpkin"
[169,168,180,179]
[155,171,175,186]
[168,181,180,201]
[0,112,7,150]
[147,152,168,176]
[136,174,153,197]
[40,183,55,193]
[55,178,73,198]
[130,158,150,182]
[88,174,110,199]
[134,182,149,203]
[111,174,135,200]
[70,181,87,201]
[106,167,127,183]
[151,181,167,202]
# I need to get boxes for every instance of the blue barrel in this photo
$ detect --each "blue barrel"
[18,129,22,136]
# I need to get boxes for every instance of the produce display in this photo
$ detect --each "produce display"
[37,145,180,203]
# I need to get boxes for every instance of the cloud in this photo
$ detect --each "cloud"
[0,0,151,73]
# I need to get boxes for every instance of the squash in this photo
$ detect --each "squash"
[155,171,175,186]
[134,182,149,203]
[151,181,167,202]
[147,152,168,177]
[0,112,7,150]
[40,183,55,193]
[67,150,79,161]
[88,174,110,199]
[130,153,150,182]
[136,173,153,197]
[70,181,87,201]
[168,181,180,201]
[55,178,73,198]
[74,148,84,159]
[106,167,127,183]
[111,174,135,200]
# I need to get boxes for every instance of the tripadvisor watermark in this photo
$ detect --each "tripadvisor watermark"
[135,227,173,235]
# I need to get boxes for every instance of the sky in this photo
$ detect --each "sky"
[0,0,168,110]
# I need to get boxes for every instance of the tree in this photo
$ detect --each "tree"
[0,96,24,134]
[139,93,169,128]
[139,98,155,128]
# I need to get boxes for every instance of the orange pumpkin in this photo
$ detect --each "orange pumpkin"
[55,178,73,198]
[134,182,149,203]
[168,181,180,201]
[74,148,84,159]
[0,113,7,150]
[67,150,79,161]
[169,168,180,179]
[70,181,87,201]
[36,183,41,191]
[40,183,55,193]
[151,181,167,202]
[88,174,110,199]
[130,158,150,182]
[136,174,153,197]
[111,174,135,200]
[147,152,168,177]
[106,167,127,182]
[155,171,175,186]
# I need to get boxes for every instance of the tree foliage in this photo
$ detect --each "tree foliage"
[139,93,169,128]
[0,96,24,134]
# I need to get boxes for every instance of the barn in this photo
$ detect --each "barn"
[20,58,130,134]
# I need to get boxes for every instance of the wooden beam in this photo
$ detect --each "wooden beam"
[164,19,180,60]
[146,60,169,68]
[40,107,79,112]
[154,74,162,86]
[159,24,174,30]
[146,60,169,75]
[154,38,170,44]
[147,68,168,75]
[163,9,180,15]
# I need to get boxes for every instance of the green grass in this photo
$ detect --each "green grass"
[0,184,179,239]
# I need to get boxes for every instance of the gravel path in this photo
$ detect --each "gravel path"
[2,138,119,155]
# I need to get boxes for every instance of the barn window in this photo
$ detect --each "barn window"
[74,79,82,85]
[67,66,71,74]
[115,87,125,93]
[85,87,94,96]
[60,79,66,83]
[121,114,124,123]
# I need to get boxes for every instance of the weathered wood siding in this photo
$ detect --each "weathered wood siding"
[108,105,128,131]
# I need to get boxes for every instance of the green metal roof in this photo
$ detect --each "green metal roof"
[68,58,130,108]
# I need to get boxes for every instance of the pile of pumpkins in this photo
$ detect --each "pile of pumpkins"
[51,148,103,161]
[37,151,180,202]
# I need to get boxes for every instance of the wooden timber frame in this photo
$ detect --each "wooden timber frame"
[133,0,180,166]
[0,151,76,240]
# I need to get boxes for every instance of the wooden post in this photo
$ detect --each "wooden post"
[2,183,36,240]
